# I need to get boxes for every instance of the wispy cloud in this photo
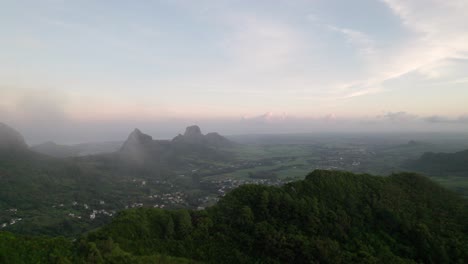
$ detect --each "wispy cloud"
[1,0,467,123]
[335,0,468,98]
[223,15,305,72]
[424,115,468,124]
[377,111,418,122]
[328,25,376,57]
[379,0,468,76]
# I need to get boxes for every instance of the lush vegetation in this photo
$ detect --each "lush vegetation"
[405,149,468,198]
[2,170,467,263]
[3,122,468,238]
[0,150,126,236]
[0,231,196,264]
[0,124,232,237]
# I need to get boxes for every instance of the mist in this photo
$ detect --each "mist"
[4,113,468,145]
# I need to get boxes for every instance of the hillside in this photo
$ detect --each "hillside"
[0,123,235,236]
[406,149,468,176]
[2,170,466,263]
[0,123,29,154]
[0,147,124,236]
[404,150,468,198]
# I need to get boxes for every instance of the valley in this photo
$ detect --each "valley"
[2,122,468,238]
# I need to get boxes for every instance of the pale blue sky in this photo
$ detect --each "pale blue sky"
[1,0,468,142]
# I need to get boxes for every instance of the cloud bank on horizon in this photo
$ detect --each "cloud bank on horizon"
[1,0,468,143]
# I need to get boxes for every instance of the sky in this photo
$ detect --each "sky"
[1,0,468,143]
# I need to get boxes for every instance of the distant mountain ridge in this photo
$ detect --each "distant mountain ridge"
[172,125,233,147]
[118,125,233,166]
[406,149,468,177]
[119,128,170,165]
[0,122,232,165]
[23,124,232,161]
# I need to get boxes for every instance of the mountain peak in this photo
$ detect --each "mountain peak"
[171,125,232,147]
[130,128,143,136]
[119,128,166,165]
[0,122,28,151]
[122,128,152,148]
[184,125,203,137]
[181,125,204,144]
[127,128,152,142]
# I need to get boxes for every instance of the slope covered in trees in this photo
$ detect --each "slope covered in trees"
[0,123,236,236]
[406,149,468,177]
[0,149,122,236]
[2,170,467,263]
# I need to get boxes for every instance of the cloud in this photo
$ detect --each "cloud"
[0,104,9,121]
[16,93,68,123]
[341,85,385,99]
[2,0,467,123]
[223,15,305,72]
[380,0,468,75]
[424,115,468,124]
[377,111,418,122]
[0,86,68,124]
[241,112,289,124]
[381,0,468,39]
[328,26,376,57]
[336,0,468,98]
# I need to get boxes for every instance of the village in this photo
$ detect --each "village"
[1,144,382,231]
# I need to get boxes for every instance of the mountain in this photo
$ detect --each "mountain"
[172,125,233,147]
[31,141,80,158]
[0,124,233,237]
[0,123,28,153]
[0,124,137,236]
[119,125,233,166]
[405,149,468,177]
[118,128,176,167]
[119,128,167,165]
[181,125,205,144]
[2,170,467,263]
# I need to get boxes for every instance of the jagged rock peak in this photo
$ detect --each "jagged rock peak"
[180,125,205,144]
[128,128,152,141]
[0,122,28,150]
[130,128,143,137]
[120,128,153,151]
[119,128,159,165]
[184,125,203,137]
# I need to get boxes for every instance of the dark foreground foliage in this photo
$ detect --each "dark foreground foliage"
[1,170,467,263]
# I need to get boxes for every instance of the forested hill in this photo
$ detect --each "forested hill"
[1,170,467,263]
[406,149,468,176]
